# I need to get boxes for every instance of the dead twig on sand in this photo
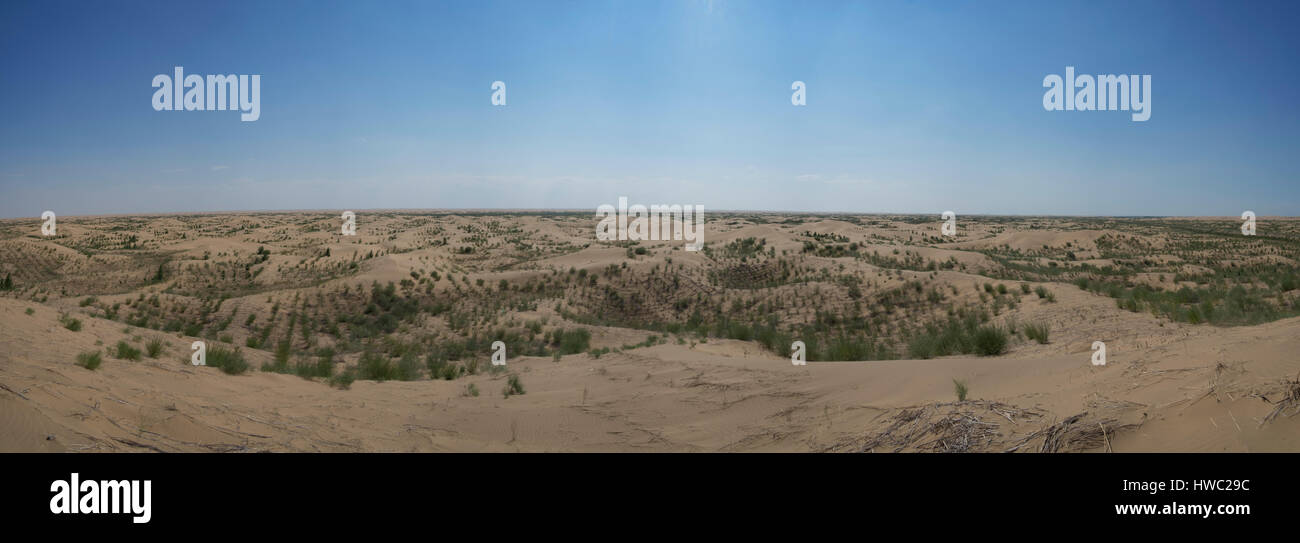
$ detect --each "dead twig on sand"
[1261,372,1300,426]
[840,400,1045,453]
[1034,412,1137,453]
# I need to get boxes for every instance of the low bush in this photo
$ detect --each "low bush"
[76,351,102,370]
[146,338,165,358]
[972,325,1008,356]
[207,345,250,375]
[1024,322,1050,344]
[502,374,525,398]
[113,340,141,361]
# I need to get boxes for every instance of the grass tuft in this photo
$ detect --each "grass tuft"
[206,345,250,375]
[502,373,525,398]
[1024,322,1051,344]
[972,325,1009,356]
[952,378,969,401]
[146,338,164,358]
[76,351,102,370]
[113,340,141,361]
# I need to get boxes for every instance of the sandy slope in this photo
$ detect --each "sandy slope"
[2,296,1296,453]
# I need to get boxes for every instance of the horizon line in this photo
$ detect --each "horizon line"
[3,208,1296,221]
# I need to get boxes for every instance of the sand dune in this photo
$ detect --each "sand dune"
[3,212,1298,452]
[3,295,1296,452]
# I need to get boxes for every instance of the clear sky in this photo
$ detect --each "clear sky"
[1,0,1297,218]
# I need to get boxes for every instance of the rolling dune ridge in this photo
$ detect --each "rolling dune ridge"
[2,212,1297,452]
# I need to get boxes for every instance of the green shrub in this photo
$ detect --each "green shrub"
[113,340,142,361]
[557,328,592,355]
[76,351,102,370]
[206,345,250,375]
[274,340,291,364]
[426,354,464,380]
[972,325,1008,356]
[61,314,82,332]
[907,334,936,359]
[146,338,164,358]
[1024,322,1051,344]
[953,378,968,401]
[465,383,480,397]
[395,352,422,381]
[502,374,525,398]
[357,351,400,381]
[328,368,356,389]
[294,355,333,379]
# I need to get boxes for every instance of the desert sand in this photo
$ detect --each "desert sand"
[2,212,1297,452]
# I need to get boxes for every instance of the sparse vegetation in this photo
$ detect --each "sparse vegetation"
[206,345,250,375]
[972,325,1009,356]
[76,351,102,370]
[60,314,82,331]
[503,373,525,398]
[328,367,356,389]
[146,338,164,358]
[6,213,1299,411]
[1024,322,1051,344]
[113,340,141,361]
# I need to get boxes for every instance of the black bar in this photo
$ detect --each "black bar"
[5,453,1290,533]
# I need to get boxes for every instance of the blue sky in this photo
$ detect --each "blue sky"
[1,0,1297,217]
